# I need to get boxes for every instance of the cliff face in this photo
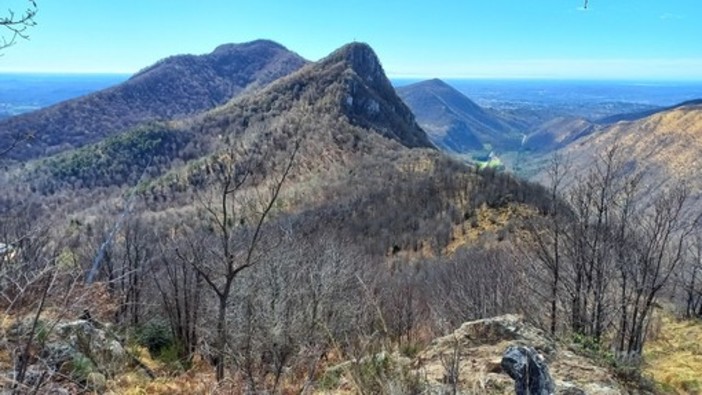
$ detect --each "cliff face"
[329,43,435,149]
[202,41,435,153]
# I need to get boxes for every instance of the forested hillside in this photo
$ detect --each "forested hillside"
[0,40,306,161]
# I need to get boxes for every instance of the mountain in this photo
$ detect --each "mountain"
[14,41,558,297]
[27,42,436,193]
[596,99,701,124]
[322,44,434,148]
[396,79,521,153]
[1,41,694,394]
[556,100,702,192]
[24,42,547,258]
[0,40,307,161]
[3,42,587,394]
[198,42,434,156]
[523,116,597,152]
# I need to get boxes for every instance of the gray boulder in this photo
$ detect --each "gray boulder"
[501,345,555,395]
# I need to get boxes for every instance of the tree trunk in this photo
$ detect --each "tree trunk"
[550,268,558,335]
[216,295,227,382]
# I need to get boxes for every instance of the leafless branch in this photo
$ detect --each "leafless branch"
[0,1,38,52]
[0,135,25,158]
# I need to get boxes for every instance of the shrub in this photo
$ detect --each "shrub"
[400,342,422,359]
[317,367,343,390]
[69,353,95,382]
[135,321,173,357]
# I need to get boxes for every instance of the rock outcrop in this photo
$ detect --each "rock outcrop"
[501,345,555,395]
[4,317,138,392]
[413,314,626,394]
[320,42,435,149]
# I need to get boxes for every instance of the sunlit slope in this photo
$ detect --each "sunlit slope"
[560,102,702,191]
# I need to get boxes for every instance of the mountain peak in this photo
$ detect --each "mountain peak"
[0,40,307,161]
[322,42,385,82]
[212,39,288,55]
[326,43,433,148]
[424,78,452,88]
[330,42,378,61]
[410,78,462,93]
[397,79,521,152]
[215,41,433,150]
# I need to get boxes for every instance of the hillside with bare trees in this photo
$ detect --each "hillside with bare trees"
[1,40,701,394]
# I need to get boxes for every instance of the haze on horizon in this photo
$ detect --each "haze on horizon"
[1,0,701,81]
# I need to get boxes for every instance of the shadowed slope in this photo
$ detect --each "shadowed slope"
[397,79,520,153]
[0,40,307,160]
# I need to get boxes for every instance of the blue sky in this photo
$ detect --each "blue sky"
[1,0,700,79]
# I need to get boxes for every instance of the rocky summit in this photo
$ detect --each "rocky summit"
[323,42,434,149]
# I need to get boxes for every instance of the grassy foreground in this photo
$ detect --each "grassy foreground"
[645,310,702,394]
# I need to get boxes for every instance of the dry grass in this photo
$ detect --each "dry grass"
[444,203,533,255]
[565,105,702,193]
[644,310,702,394]
[106,355,222,395]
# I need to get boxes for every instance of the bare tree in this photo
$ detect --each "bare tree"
[524,153,570,335]
[614,185,699,360]
[525,143,701,362]
[186,141,299,382]
[561,144,628,341]
[680,235,702,318]
[114,217,152,326]
[151,227,204,364]
[1,0,37,52]
[440,336,462,395]
[427,247,527,332]
[0,135,24,158]
[0,202,68,393]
